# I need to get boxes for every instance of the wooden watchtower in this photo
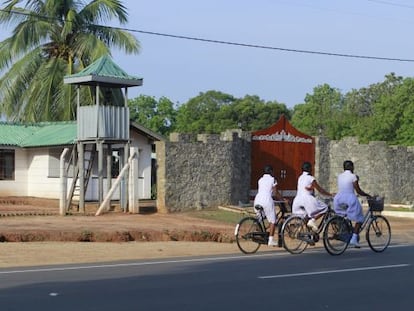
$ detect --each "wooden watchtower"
[63,55,143,213]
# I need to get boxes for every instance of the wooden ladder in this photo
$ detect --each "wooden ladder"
[66,143,96,212]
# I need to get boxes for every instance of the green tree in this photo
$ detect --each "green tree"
[343,73,403,142]
[291,84,344,139]
[0,0,139,122]
[175,90,290,134]
[175,90,236,133]
[226,95,290,131]
[372,77,414,145]
[129,95,176,137]
[396,92,414,146]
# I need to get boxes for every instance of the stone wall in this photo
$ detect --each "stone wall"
[315,137,414,205]
[156,132,414,212]
[156,130,251,212]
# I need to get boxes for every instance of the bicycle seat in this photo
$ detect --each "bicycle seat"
[338,203,348,211]
[254,205,264,211]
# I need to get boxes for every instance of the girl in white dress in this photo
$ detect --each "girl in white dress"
[253,165,287,246]
[334,160,371,247]
[292,162,333,231]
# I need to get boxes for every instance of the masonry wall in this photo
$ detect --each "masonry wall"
[156,130,251,212]
[315,136,414,205]
[157,133,414,212]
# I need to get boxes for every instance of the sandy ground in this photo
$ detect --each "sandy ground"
[0,198,413,268]
[0,198,241,268]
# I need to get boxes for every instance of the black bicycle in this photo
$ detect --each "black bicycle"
[235,201,290,254]
[323,195,391,256]
[281,198,335,254]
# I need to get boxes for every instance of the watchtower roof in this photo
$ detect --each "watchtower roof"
[63,55,143,88]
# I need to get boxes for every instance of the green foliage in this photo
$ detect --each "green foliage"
[0,0,139,122]
[175,90,236,133]
[230,95,291,131]
[174,90,290,134]
[343,73,404,143]
[118,72,414,146]
[129,95,176,136]
[129,90,290,136]
[291,73,414,146]
[291,84,345,139]
[129,72,414,148]
[183,208,244,224]
[377,77,414,145]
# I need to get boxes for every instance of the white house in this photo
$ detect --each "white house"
[0,121,163,201]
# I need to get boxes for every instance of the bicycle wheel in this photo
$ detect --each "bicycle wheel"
[323,215,352,256]
[281,215,308,254]
[235,217,263,254]
[366,215,391,252]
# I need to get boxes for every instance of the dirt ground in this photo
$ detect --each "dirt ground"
[0,197,239,268]
[0,197,413,268]
[0,197,235,243]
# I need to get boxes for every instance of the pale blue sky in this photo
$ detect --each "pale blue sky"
[111,0,414,107]
[3,0,414,108]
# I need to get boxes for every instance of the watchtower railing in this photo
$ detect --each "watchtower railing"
[77,106,129,141]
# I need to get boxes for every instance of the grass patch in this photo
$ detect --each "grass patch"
[385,207,414,212]
[184,208,246,224]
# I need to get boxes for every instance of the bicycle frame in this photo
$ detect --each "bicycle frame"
[235,200,290,254]
[323,195,391,255]
[282,198,334,254]
[256,201,289,245]
[342,202,380,235]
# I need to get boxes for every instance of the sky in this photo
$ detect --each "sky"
[3,0,414,108]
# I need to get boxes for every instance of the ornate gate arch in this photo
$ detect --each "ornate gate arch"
[251,114,315,199]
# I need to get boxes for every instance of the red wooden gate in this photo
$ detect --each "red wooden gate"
[251,115,315,199]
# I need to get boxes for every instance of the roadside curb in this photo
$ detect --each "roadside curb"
[382,211,414,219]
[218,205,252,214]
[219,205,414,219]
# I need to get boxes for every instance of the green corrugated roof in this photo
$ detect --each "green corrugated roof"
[63,55,143,87]
[0,122,76,147]
[0,121,163,148]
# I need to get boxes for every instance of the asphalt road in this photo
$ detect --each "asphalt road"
[0,244,412,311]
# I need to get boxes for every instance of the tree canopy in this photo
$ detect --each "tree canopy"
[291,73,414,146]
[174,90,291,134]
[128,95,176,137]
[0,0,139,122]
[129,73,413,147]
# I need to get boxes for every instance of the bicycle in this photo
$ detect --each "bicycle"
[281,197,335,254]
[323,195,391,256]
[235,201,290,254]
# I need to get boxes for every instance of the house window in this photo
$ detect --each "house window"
[0,149,15,180]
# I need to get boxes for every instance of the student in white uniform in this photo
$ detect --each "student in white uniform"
[334,160,371,248]
[292,162,333,231]
[253,165,286,246]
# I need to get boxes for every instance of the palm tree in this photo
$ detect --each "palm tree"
[0,0,140,122]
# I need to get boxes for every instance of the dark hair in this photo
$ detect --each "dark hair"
[302,161,312,173]
[343,160,354,171]
[264,165,273,175]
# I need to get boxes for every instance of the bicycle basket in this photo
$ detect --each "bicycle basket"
[368,196,384,211]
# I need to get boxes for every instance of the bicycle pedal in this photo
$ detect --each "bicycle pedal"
[298,233,313,243]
